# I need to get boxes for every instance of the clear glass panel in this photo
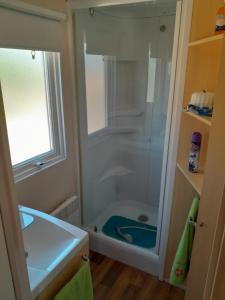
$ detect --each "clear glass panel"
[0,48,52,165]
[84,53,107,134]
[76,2,176,254]
[146,58,157,103]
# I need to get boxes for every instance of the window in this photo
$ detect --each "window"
[146,57,157,103]
[0,48,66,181]
[84,53,107,135]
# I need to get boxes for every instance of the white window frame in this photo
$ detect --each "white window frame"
[6,51,67,182]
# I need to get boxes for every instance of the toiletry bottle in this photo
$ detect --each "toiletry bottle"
[215,2,225,33]
[189,132,202,173]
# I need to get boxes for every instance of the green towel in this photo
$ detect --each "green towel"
[54,261,93,300]
[169,196,199,286]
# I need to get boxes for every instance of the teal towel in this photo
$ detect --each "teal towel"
[169,197,199,286]
[54,261,93,300]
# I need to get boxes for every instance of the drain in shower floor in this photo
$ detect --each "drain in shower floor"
[138,214,149,223]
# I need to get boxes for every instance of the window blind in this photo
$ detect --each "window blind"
[0,4,65,51]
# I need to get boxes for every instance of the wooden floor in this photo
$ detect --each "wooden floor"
[90,252,185,300]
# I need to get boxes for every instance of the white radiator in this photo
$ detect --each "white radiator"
[51,195,81,226]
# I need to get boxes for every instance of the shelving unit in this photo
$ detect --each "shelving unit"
[166,1,225,299]
[179,29,222,192]
[179,28,223,185]
[183,37,223,107]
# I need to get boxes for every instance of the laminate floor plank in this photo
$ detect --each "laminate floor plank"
[90,251,185,300]
[106,265,134,300]
[137,275,160,300]
[91,256,114,288]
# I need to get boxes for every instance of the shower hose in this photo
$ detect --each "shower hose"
[116,225,157,243]
[118,226,157,232]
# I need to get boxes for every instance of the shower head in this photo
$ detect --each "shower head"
[116,227,133,243]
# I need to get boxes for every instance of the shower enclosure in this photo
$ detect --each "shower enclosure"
[75,0,178,275]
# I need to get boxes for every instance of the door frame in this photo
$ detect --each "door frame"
[0,85,31,299]
[158,0,193,279]
[0,212,16,300]
[71,0,193,278]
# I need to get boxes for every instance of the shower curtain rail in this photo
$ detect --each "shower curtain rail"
[93,10,176,20]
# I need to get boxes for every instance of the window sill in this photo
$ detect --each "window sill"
[14,154,66,183]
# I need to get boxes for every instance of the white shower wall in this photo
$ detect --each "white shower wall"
[76,3,176,226]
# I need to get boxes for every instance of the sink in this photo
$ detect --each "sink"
[24,216,79,271]
[27,267,48,292]
[20,212,34,230]
[19,206,88,298]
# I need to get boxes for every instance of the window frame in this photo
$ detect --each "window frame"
[4,51,67,182]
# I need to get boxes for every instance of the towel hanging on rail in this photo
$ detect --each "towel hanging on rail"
[169,196,199,286]
[54,257,93,300]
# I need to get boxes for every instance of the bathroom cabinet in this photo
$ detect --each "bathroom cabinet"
[35,243,89,300]
[165,0,225,299]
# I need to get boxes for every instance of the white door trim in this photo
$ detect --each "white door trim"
[158,0,193,280]
[154,0,182,259]
[0,213,15,300]
[0,85,31,300]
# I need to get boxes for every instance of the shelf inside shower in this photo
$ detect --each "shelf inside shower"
[98,166,134,183]
[109,109,144,118]
[107,127,141,135]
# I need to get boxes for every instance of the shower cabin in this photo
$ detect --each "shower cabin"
[73,0,181,276]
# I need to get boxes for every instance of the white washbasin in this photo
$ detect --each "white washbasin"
[19,206,88,299]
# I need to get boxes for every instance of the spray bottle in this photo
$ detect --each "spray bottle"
[189,132,202,173]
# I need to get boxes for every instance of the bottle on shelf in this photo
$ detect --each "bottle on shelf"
[215,1,225,34]
[189,132,202,173]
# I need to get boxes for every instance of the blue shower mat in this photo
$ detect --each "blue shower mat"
[102,215,157,249]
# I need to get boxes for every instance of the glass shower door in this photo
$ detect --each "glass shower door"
[75,2,176,252]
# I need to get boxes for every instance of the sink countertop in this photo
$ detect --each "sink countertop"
[19,206,88,299]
